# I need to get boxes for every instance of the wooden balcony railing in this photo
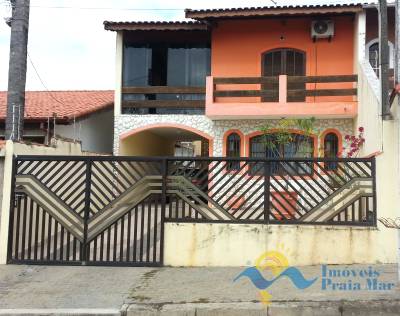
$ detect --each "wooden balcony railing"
[212,75,358,102]
[121,86,206,108]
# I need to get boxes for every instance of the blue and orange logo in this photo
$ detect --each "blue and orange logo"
[234,249,317,305]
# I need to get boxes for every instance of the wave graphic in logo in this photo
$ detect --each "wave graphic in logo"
[234,266,318,290]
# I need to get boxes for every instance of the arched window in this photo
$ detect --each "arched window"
[226,133,241,170]
[262,48,306,102]
[249,133,314,175]
[366,39,394,77]
[324,133,339,170]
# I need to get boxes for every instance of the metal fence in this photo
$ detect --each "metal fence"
[8,155,376,265]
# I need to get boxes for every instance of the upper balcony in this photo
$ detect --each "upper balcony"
[206,74,358,119]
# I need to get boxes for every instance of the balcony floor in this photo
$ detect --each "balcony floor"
[206,101,358,119]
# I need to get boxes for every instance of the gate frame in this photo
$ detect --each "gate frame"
[5,154,377,266]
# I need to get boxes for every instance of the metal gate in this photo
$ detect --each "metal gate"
[8,156,165,266]
[7,155,376,266]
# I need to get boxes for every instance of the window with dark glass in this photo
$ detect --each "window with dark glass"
[324,133,339,170]
[226,133,241,171]
[249,133,314,175]
[122,43,210,114]
[368,43,379,77]
[262,48,306,102]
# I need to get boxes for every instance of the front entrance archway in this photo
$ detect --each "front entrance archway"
[119,123,214,157]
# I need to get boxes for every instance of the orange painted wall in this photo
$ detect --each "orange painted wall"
[211,16,355,103]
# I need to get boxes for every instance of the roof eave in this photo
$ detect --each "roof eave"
[103,21,209,32]
[185,6,363,20]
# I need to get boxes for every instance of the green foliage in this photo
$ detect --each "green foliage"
[259,117,318,158]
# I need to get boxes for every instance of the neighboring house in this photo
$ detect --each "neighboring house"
[0,90,114,153]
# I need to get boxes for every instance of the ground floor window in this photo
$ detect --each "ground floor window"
[324,132,339,170]
[226,132,241,171]
[249,133,314,175]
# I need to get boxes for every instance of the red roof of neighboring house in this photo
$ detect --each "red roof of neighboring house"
[0,90,114,122]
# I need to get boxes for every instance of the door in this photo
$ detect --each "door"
[262,48,306,102]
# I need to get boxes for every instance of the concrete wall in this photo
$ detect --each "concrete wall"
[120,130,175,156]
[356,61,381,154]
[56,109,114,154]
[164,223,397,267]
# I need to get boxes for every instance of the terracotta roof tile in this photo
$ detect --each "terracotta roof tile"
[0,90,114,122]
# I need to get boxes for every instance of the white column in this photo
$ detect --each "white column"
[0,141,14,264]
[357,11,366,63]
[114,31,123,118]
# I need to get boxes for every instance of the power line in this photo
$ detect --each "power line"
[27,51,65,108]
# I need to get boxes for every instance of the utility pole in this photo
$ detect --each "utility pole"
[5,0,30,141]
[378,0,391,119]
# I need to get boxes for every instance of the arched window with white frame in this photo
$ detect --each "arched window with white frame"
[365,39,394,77]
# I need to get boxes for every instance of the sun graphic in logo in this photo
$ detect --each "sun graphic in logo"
[233,243,317,307]
[253,244,291,305]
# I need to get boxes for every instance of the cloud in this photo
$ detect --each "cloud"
[0,0,373,91]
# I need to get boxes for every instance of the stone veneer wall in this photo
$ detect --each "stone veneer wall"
[114,115,354,156]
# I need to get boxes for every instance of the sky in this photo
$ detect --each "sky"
[0,0,375,91]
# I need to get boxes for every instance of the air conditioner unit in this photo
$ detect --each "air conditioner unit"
[311,20,334,39]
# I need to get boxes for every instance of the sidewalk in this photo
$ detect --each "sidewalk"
[0,264,399,315]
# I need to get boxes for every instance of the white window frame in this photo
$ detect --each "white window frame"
[365,38,394,69]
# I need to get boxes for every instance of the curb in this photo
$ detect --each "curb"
[0,309,121,316]
[125,300,400,316]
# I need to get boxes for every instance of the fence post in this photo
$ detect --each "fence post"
[160,158,168,264]
[264,160,271,223]
[82,158,92,263]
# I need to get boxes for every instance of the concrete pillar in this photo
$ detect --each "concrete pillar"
[356,11,366,63]
[114,31,123,118]
[0,141,14,264]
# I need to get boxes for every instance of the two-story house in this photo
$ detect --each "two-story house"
[104,2,394,160]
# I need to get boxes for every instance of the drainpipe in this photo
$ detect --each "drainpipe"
[379,0,392,119]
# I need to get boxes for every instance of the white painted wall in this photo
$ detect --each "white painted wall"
[56,109,114,154]
[357,61,381,154]
[164,222,397,267]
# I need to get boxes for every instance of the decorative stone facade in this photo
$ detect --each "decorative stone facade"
[114,114,354,156]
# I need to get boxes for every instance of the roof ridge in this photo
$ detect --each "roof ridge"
[184,2,373,13]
